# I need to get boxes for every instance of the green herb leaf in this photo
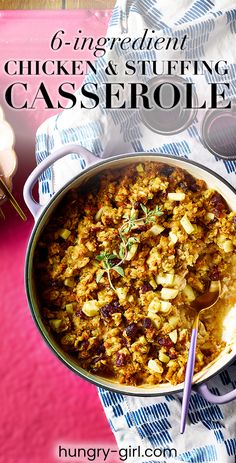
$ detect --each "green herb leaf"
[119,243,126,259]
[122,225,131,234]
[96,252,117,262]
[140,204,148,215]
[96,252,107,261]
[107,254,117,260]
[154,206,163,216]
[145,216,155,224]
[113,266,125,277]
[96,270,105,283]
[130,213,137,222]
[127,237,139,250]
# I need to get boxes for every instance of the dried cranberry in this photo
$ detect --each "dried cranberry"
[209,266,220,281]
[49,280,58,288]
[158,337,174,349]
[133,201,141,209]
[160,165,174,177]
[213,208,223,218]
[184,173,199,192]
[115,352,126,367]
[211,192,226,207]
[126,323,139,340]
[159,191,168,200]
[91,356,102,365]
[169,348,177,359]
[92,225,102,233]
[97,342,105,355]
[140,282,152,293]
[80,340,89,350]
[49,280,64,288]
[135,225,148,233]
[121,337,128,347]
[210,193,228,217]
[149,345,159,357]
[178,181,188,192]
[101,301,121,318]
[142,317,153,329]
[76,310,86,319]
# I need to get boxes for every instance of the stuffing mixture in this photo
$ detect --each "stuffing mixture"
[35,162,236,386]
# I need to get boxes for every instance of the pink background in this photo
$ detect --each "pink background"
[0,10,120,463]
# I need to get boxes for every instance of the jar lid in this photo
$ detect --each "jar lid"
[201,105,236,160]
[140,75,197,135]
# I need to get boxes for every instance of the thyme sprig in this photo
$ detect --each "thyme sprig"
[96,252,124,291]
[140,204,163,223]
[96,203,163,291]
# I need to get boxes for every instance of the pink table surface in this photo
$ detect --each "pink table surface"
[0,10,120,463]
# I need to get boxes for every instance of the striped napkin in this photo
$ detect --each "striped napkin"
[36,1,236,461]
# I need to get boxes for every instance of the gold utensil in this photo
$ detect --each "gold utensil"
[0,176,27,221]
[180,281,221,433]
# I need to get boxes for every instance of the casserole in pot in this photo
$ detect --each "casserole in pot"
[24,145,236,402]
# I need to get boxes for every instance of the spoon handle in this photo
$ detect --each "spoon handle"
[180,326,198,434]
[0,177,27,221]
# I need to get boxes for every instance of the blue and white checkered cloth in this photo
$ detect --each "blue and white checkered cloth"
[36,1,236,461]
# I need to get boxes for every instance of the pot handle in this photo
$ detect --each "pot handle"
[196,383,236,404]
[23,144,98,220]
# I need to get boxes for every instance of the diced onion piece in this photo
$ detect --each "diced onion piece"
[168,192,186,201]
[82,300,100,317]
[169,231,178,244]
[167,360,176,368]
[205,212,215,221]
[180,215,194,234]
[116,287,128,303]
[173,275,186,289]
[183,284,196,301]
[159,352,170,363]
[150,225,165,236]
[169,316,179,329]
[147,313,161,329]
[160,300,172,313]
[148,297,161,313]
[58,228,71,240]
[49,319,62,330]
[149,278,157,290]
[126,243,139,261]
[148,359,163,374]
[136,163,144,172]
[169,329,178,344]
[156,273,174,286]
[95,207,104,221]
[65,303,77,314]
[64,278,75,288]
[222,240,233,253]
[209,281,220,293]
[161,288,178,300]
[218,234,227,244]
[196,352,204,363]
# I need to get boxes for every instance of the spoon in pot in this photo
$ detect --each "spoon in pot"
[180,281,221,434]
